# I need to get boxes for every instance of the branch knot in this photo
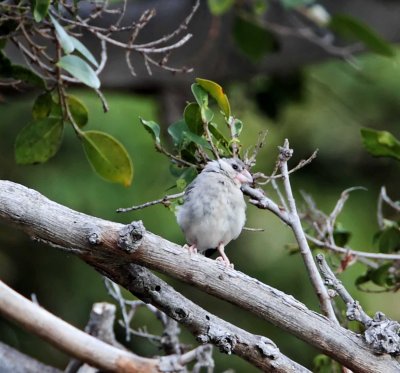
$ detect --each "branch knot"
[117,221,145,253]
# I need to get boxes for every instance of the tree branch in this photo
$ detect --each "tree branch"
[0,280,159,372]
[0,180,399,372]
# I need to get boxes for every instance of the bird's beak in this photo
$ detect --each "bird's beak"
[236,169,253,184]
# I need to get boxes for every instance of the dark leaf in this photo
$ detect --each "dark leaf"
[139,117,161,144]
[329,14,395,57]
[34,0,51,22]
[32,92,53,121]
[370,263,392,287]
[184,103,203,135]
[81,130,133,186]
[67,95,89,127]
[15,118,63,164]
[183,131,212,150]
[0,20,18,37]
[168,120,189,148]
[378,227,400,253]
[233,15,279,61]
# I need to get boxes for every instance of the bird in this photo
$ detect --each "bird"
[176,157,253,267]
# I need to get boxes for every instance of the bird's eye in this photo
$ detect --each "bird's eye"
[232,164,239,170]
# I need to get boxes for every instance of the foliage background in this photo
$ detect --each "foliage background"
[1,40,400,371]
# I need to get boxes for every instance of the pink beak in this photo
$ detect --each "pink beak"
[235,169,253,184]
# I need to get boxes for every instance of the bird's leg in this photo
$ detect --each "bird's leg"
[183,244,198,260]
[216,243,233,268]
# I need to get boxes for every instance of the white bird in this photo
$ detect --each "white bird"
[176,158,253,267]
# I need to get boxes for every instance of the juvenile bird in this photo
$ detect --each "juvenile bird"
[176,158,253,267]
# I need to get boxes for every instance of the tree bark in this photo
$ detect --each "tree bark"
[0,180,399,373]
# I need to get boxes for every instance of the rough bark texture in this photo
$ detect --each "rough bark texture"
[0,180,399,372]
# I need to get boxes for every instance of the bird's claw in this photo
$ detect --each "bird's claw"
[216,256,234,269]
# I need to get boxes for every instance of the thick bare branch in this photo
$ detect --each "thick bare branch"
[0,180,399,372]
[0,280,159,372]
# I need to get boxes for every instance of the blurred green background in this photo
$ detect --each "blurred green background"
[1,51,400,371]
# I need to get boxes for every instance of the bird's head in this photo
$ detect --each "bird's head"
[204,158,253,186]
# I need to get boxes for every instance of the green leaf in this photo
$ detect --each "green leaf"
[15,118,63,164]
[184,103,203,135]
[0,40,6,50]
[207,0,234,15]
[191,84,214,123]
[196,78,231,117]
[81,130,133,186]
[32,92,53,120]
[232,118,243,137]
[370,263,392,287]
[33,0,51,22]
[139,117,161,144]
[69,36,99,67]
[0,52,45,88]
[378,227,400,253]
[191,83,209,108]
[329,15,395,58]
[176,167,198,191]
[50,15,74,54]
[233,15,279,61]
[333,228,351,247]
[183,131,212,150]
[67,95,89,127]
[281,0,313,8]
[57,55,100,89]
[209,122,231,156]
[360,128,400,161]
[168,120,189,148]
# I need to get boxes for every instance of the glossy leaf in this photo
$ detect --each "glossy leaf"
[57,55,100,89]
[191,83,209,108]
[233,15,279,61]
[196,78,231,117]
[50,15,74,54]
[34,0,51,22]
[139,117,161,144]
[191,84,214,123]
[70,36,99,67]
[329,14,395,57]
[360,128,400,161]
[15,118,63,164]
[81,130,133,186]
[183,131,212,150]
[184,103,203,135]
[168,120,189,148]
[207,0,234,16]
[32,92,53,120]
[67,95,89,127]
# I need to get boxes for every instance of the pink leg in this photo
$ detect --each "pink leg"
[183,243,197,257]
[216,243,233,268]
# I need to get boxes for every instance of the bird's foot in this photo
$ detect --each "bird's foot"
[216,243,234,268]
[183,244,198,260]
[216,256,234,268]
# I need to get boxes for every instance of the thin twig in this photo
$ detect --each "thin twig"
[279,139,338,323]
[116,192,184,213]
